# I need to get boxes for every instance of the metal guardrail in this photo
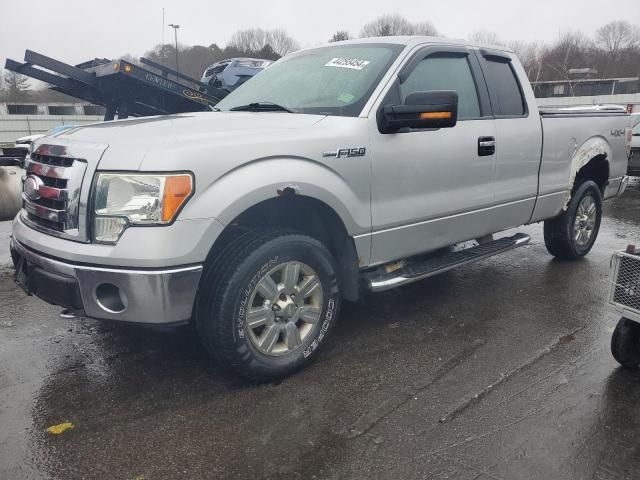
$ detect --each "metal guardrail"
[0,115,102,143]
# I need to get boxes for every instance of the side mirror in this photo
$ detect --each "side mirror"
[381,90,458,132]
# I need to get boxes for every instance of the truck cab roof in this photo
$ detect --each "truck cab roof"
[328,35,513,54]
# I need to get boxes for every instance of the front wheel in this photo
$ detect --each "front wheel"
[196,228,340,381]
[544,180,603,260]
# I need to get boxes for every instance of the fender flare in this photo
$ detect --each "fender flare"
[182,156,370,237]
[563,136,611,210]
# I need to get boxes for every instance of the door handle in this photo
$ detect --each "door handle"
[478,136,496,156]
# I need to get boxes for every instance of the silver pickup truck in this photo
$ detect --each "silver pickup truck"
[10,37,634,380]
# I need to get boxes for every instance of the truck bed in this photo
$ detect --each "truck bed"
[530,109,631,223]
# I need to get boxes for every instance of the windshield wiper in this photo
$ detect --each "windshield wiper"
[229,102,295,113]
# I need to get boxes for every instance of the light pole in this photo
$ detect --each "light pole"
[168,23,180,75]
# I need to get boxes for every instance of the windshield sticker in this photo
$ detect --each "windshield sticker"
[325,58,370,70]
[338,93,355,103]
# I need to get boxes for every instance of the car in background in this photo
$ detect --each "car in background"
[1,125,77,166]
[0,142,29,163]
[200,57,273,93]
[628,117,640,176]
[0,125,77,221]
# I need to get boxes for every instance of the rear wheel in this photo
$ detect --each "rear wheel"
[544,180,602,260]
[611,318,640,368]
[196,228,340,381]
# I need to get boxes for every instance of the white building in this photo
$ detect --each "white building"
[0,102,103,142]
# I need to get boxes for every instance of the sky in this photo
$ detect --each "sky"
[1,0,640,68]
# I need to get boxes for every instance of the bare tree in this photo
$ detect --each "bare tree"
[361,14,412,37]
[466,32,542,80]
[179,45,224,79]
[329,30,352,42]
[466,22,640,82]
[412,21,439,36]
[2,71,30,101]
[595,21,640,60]
[229,28,268,53]
[468,30,504,45]
[267,28,299,56]
[537,32,592,92]
[360,14,438,37]
[144,43,183,72]
[228,28,298,57]
[508,40,541,79]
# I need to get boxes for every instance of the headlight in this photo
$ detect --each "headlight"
[93,172,193,243]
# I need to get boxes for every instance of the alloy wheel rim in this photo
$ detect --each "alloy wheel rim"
[573,195,597,246]
[245,261,323,356]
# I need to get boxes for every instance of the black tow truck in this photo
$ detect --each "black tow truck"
[5,50,242,120]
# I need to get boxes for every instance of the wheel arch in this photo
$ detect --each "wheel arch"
[563,136,611,210]
[202,191,363,302]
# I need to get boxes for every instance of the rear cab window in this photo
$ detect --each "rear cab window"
[479,52,527,117]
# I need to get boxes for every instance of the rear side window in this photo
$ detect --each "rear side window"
[481,58,526,116]
[400,54,481,120]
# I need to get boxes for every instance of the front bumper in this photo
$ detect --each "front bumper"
[10,238,203,325]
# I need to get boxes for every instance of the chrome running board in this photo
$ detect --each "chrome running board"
[365,233,530,293]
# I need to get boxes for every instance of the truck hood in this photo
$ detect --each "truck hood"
[57,111,325,145]
[49,111,327,170]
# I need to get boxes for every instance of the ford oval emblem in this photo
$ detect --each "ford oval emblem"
[23,175,43,200]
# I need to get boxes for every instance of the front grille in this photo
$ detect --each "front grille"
[31,153,74,167]
[22,150,87,238]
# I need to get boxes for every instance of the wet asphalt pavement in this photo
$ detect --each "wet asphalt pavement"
[2,184,640,480]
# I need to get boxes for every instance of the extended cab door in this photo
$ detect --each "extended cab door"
[369,46,498,265]
[476,50,543,230]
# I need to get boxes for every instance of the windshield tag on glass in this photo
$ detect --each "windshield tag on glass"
[325,58,370,70]
[338,93,355,103]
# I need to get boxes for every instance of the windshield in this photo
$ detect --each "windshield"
[633,118,640,135]
[215,44,404,117]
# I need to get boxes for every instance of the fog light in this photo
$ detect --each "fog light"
[94,216,128,243]
[95,283,127,313]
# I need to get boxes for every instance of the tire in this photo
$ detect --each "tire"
[611,318,640,368]
[195,228,340,382]
[543,180,602,260]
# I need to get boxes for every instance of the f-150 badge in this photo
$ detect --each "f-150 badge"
[322,147,366,158]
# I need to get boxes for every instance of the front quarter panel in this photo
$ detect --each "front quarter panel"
[143,116,373,263]
[188,157,368,234]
